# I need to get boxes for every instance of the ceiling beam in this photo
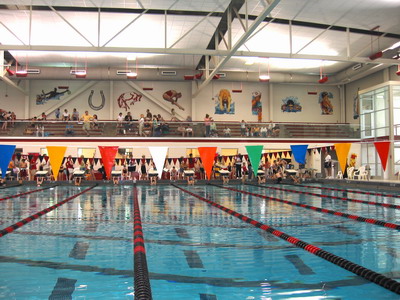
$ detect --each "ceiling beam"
[193,0,280,97]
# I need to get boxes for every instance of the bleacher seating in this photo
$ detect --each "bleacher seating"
[23,121,104,137]
[285,123,352,139]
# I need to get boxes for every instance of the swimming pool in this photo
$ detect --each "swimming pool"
[0,182,399,299]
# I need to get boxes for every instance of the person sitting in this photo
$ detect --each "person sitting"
[223,126,231,137]
[210,118,218,137]
[177,124,186,136]
[91,114,99,130]
[65,124,74,136]
[62,109,70,121]
[72,108,80,121]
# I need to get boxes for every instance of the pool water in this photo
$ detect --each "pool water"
[0,183,399,299]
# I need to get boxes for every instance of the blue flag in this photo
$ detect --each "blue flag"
[290,145,308,165]
[0,145,16,179]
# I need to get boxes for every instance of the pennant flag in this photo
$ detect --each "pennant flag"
[89,158,94,165]
[198,147,217,180]
[98,146,119,179]
[72,157,77,164]
[94,158,99,165]
[146,158,151,165]
[374,141,391,171]
[245,145,264,178]
[0,145,16,179]
[149,147,168,179]
[46,146,67,180]
[307,149,312,155]
[78,157,83,165]
[136,159,141,165]
[121,158,126,166]
[290,145,308,164]
[116,158,121,165]
[334,143,351,173]
[167,158,172,164]
[16,153,21,160]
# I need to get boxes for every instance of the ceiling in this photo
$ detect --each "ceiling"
[1,0,400,79]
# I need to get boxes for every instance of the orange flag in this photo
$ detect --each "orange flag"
[46,146,67,180]
[334,143,351,173]
[374,141,391,171]
[198,147,217,180]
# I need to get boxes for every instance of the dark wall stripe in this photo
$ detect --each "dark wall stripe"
[69,242,90,260]
[285,255,315,275]
[48,277,77,300]
[184,250,204,268]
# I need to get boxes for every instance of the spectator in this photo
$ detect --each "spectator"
[204,114,211,137]
[124,112,133,133]
[223,126,231,137]
[260,126,268,137]
[38,112,47,121]
[170,108,178,121]
[80,110,93,136]
[210,118,218,137]
[138,114,145,136]
[146,109,152,119]
[72,108,80,121]
[117,112,124,127]
[91,114,99,129]
[54,108,60,120]
[62,109,70,121]
[240,120,246,136]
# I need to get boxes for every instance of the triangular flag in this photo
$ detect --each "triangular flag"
[149,147,168,179]
[198,147,217,180]
[245,145,264,178]
[0,145,16,179]
[334,143,351,173]
[47,146,67,180]
[167,158,172,164]
[317,148,321,154]
[290,145,308,164]
[136,159,141,165]
[94,158,99,165]
[374,141,391,171]
[98,146,119,179]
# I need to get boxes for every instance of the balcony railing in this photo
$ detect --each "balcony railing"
[0,119,360,140]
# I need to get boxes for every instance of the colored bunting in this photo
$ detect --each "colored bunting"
[46,146,67,181]
[198,147,217,180]
[374,141,391,171]
[98,146,119,180]
[0,145,16,179]
[149,147,168,179]
[245,145,264,178]
[334,143,351,173]
[290,145,308,164]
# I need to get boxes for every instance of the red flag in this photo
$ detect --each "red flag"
[374,141,391,171]
[98,146,119,179]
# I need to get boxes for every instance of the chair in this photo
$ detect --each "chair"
[347,167,355,179]
[336,171,343,179]
[353,166,368,180]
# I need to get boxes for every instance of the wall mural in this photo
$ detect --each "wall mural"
[88,90,105,111]
[319,91,334,115]
[215,89,235,114]
[281,96,302,113]
[36,87,70,105]
[251,91,262,121]
[117,92,142,111]
[162,90,185,110]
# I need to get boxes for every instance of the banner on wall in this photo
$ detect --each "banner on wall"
[215,89,235,114]
[245,145,263,178]
[290,145,308,165]
[251,91,262,122]
[374,141,391,171]
[198,147,217,180]
[0,145,16,179]
[334,143,351,173]
[149,147,168,179]
[319,91,334,115]
[98,146,119,180]
[46,146,67,180]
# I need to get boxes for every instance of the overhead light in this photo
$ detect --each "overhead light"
[75,70,87,78]
[259,74,270,82]
[369,51,383,60]
[126,72,137,79]
[16,70,28,77]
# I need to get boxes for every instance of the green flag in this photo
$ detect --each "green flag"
[245,145,264,178]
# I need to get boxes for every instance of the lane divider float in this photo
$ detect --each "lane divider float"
[212,184,400,230]
[246,183,400,210]
[133,186,153,300]
[0,185,97,238]
[172,184,400,295]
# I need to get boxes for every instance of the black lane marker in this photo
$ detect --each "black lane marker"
[84,224,98,232]
[184,250,204,268]
[216,184,400,231]
[48,277,77,300]
[332,225,359,236]
[298,183,400,198]
[285,254,315,275]
[0,185,57,202]
[0,255,375,289]
[0,185,97,238]
[173,184,400,295]
[247,183,400,210]
[69,242,90,260]
[175,227,190,239]
[200,293,217,300]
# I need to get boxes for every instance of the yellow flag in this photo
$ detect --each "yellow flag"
[47,146,67,180]
[334,143,351,173]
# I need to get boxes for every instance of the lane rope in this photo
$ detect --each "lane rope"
[246,182,400,210]
[297,183,400,198]
[0,185,97,238]
[172,184,400,295]
[212,184,400,230]
[133,186,153,300]
[0,185,57,202]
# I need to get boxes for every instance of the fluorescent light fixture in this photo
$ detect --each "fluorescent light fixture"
[16,70,28,77]
[259,74,270,81]
[126,72,137,79]
[383,41,400,52]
